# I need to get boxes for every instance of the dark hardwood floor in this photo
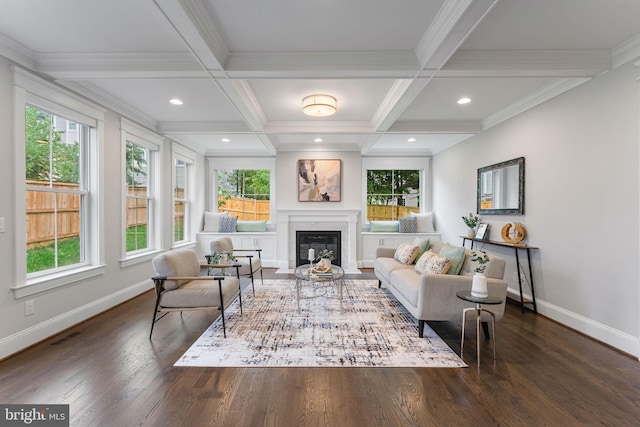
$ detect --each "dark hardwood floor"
[1,269,639,426]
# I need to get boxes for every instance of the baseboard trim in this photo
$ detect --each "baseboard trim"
[0,280,153,360]
[535,298,639,360]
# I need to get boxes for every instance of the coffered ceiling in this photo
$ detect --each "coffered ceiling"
[2,0,640,156]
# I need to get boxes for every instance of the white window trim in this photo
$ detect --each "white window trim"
[361,157,432,224]
[172,143,196,247]
[12,68,106,298]
[207,157,276,223]
[120,119,163,267]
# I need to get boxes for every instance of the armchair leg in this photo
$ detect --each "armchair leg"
[259,268,264,286]
[378,280,382,288]
[217,278,227,338]
[418,320,425,338]
[249,270,256,296]
[149,297,161,339]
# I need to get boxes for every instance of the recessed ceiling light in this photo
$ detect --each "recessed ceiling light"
[169,98,183,106]
[408,138,416,142]
[314,138,323,143]
[457,97,471,105]
[221,138,230,142]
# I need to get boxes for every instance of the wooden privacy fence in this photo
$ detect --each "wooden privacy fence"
[367,205,419,221]
[26,181,149,248]
[218,196,270,221]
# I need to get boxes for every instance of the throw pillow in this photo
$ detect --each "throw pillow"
[218,216,237,233]
[412,237,430,259]
[415,250,451,274]
[439,244,466,275]
[410,212,435,233]
[393,242,420,265]
[398,216,417,233]
[370,220,400,232]
[202,211,228,232]
[236,220,267,232]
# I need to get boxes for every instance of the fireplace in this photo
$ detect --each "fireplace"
[296,231,341,267]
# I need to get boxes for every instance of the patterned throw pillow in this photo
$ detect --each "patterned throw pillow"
[415,250,452,274]
[398,216,417,233]
[218,216,237,233]
[393,242,420,265]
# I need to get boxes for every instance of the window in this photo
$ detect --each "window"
[25,105,89,274]
[121,120,161,260]
[362,158,430,223]
[173,158,189,244]
[209,158,275,223]
[217,169,271,220]
[14,68,104,297]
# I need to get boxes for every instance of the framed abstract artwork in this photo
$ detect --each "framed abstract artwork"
[298,159,341,202]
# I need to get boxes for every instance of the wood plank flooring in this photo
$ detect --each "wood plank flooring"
[1,269,639,426]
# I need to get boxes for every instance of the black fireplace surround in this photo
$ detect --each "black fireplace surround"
[296,231,341,267]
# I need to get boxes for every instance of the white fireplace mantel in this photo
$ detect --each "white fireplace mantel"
[276,209,361,274]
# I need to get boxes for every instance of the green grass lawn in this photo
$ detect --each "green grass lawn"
[28,225,148,273]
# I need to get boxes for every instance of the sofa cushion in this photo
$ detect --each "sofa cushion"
[398,216,417,233]
[203,211,228,231]
[394,242,420,265]
[412,237,430,259]
[374,257,414,283]
[410,212,435,232]
[415,250,451,274]
[160,277,240,308]
[388,268,420,307]
[439,244,466,275]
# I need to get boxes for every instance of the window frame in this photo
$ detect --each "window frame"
[207,157,276,223]
[361,157,432,224]
[12,68,106,299]
[172,144,196,247]
[120,119,163,266]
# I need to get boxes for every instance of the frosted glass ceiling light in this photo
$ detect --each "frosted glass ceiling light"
[302,94,337,117]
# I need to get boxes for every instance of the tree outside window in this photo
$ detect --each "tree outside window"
[25,105,86,273]
[217,169,270,220]
[366,169,420,220]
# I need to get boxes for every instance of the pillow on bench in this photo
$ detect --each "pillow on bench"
[370,220,399,232]
[236,220,267,232]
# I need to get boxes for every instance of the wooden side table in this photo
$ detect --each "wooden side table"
[456,290,504,368]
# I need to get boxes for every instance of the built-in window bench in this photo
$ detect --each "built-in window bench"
[360,232,441,268]
[196,232,277,268]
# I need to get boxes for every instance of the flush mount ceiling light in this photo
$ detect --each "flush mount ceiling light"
[457,97,471,105]
[302,94,337,117]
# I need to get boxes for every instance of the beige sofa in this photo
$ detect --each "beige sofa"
[374,240,508,337]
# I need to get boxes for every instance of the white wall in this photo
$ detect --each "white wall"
[434,63,640,357]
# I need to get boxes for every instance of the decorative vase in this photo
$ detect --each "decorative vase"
[471,273,488,298]
[468,228,476,238]
[320,258,331,270]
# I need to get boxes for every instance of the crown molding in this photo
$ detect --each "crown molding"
[60,81,158,131]
[443,49,611,77]
[36,52,206,79]
[387,120,482,133]
[613,33,640,69]
[153,0,228,70]
[0,32,36,69]
[264,121,375,134]
[483,77,590,130]
[159,121,251,133]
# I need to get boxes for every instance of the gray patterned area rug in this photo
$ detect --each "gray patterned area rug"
[175,279,466,368]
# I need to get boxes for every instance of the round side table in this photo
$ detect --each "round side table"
[456,290,504,368]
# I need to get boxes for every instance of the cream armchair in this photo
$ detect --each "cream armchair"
[150,248,241,338]
[207,237,263,295]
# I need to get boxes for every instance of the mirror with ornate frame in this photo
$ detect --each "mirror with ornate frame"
[477,157,524,215]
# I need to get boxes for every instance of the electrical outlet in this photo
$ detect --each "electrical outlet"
[25,300,34,316]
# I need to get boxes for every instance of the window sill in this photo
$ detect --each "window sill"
[13,264,106,299]
[120,249,162,269]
